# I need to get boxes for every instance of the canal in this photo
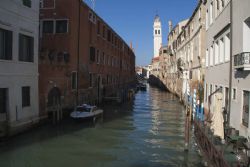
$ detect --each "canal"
[0,85,202,167]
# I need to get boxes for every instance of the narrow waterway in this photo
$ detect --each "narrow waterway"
[0,85,202,167]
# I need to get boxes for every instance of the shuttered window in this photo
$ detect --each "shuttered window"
[0,28,12,60]
[19,34,34,62]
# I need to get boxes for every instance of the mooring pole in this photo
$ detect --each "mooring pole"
[185,106,190,151]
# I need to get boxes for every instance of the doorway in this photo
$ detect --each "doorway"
[0,88,8,136]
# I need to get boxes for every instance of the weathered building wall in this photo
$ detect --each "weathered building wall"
[0,0,39,136]
[39,0,135,118]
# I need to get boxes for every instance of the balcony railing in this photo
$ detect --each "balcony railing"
[234,52,250,70]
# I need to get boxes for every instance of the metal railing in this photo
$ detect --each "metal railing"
[194,120,230,167]
[234,52,250,70]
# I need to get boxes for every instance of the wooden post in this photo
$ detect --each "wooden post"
[57,104,60,122]
[185,106,190,151]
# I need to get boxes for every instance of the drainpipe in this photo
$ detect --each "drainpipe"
[228,0,233,127]
[76,0,81,105]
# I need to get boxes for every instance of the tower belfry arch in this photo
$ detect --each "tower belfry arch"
[153,14,162,58]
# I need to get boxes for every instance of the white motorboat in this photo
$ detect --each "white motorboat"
[70,104,103,120]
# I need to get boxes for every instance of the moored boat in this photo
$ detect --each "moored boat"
[70,104,103,122]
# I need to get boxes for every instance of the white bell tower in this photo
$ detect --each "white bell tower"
[153,14,162,58]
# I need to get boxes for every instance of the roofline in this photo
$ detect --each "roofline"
[80,1,132,51]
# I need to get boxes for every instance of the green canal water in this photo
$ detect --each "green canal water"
[0,86,202,167]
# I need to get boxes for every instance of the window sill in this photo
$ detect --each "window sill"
[0,59,13,63]
[18,61,34,64]
[22,105,31,109]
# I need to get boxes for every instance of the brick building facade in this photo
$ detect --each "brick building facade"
[39,0,135,117]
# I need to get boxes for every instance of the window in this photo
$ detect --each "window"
[205,84,208,101]
[89,73,93,87]
[101,52,105,64]
[0,88,7,113]
[215,41,219,64]
[232,88,236,100]
[210,45,214,66]
[106,55,109,65]
[71,72,77,90]
[22,0,31,8]
[106,75,109,84]
[109,56,111,66]
[107,29,111,42]
[19,34,34,62]
[206,10,209,30]
[102,52,105,65]
[93,15,96,24]
[89,12,93,21]
[210,84,213,95]
[40,0,43,8]
[221,0,225,8]
[111,33,114,44]
[158,30,160,35]
[242,90,250,127]
[102,26,106,38]
[189,70,193,80]
[56,20,68,33]
[97,21,100,34]
[112,57,115,67]
[96,49,100,64]
[155,30,157,35]
[22,86,30,107]
[224,33,230,62]
[40,0,55,9]
[210,2,213,25]
[216,0,220,16]
[89,46,95,62]
[219,38,224,63]
[0,28,12,60]
[206,49,209,67]
[42,20,54,34]
[115,37,117,46]
[243,20,250,54]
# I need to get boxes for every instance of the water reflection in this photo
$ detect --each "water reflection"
[0,85,201,167]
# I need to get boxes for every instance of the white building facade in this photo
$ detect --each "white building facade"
[204,0,231,124]
[231,0,250,137]
[0,0,39,136]
[153,15,162,58]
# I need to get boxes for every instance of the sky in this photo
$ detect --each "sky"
[84,0,198,66]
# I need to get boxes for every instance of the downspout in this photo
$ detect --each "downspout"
[76,0,81,105]
[228,0,233,127]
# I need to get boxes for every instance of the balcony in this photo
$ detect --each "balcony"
[234,52,250,70]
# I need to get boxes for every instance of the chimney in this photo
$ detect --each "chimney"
[168,20,173,33]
